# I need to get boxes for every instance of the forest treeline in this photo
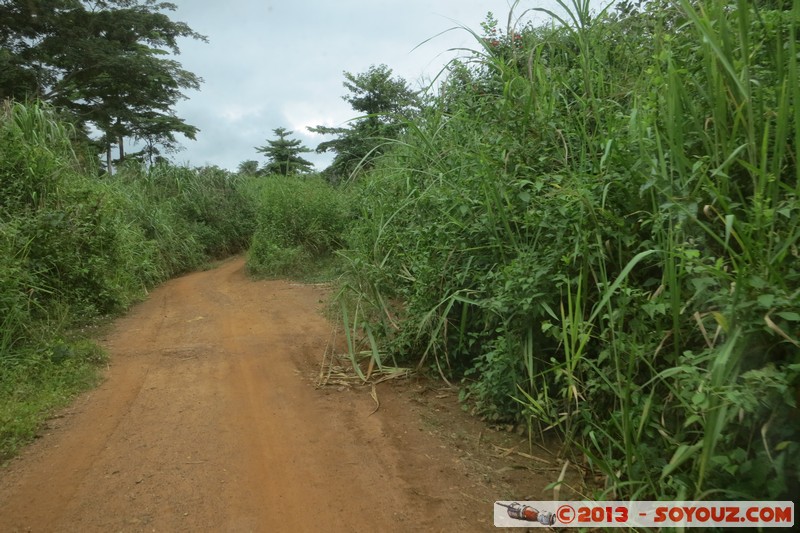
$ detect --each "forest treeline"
[2,0,799,503]
[0,0,205,168]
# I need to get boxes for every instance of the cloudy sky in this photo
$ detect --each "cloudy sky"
[161,1,607,172]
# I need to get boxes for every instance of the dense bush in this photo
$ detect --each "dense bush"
[339,1,800,500]
[1,102,139,319]
[247,175,350,277]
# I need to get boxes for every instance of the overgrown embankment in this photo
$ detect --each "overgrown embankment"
[0,102,257,459]
[338,1,800,500]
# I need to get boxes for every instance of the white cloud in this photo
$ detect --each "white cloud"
[282,101,350,137]
[219,104,264,124]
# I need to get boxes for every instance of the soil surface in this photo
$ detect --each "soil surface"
[0,257,579,532]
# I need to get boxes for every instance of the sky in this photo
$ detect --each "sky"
[160,1,608,172]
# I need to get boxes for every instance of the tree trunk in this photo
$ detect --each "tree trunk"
[118,136,125,162]
[106,144,113,176]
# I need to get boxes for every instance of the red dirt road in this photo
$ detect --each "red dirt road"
[0,257,528,532]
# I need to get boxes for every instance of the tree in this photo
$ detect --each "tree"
[309,64,419,183]
[255,128,314,176]
[237,160,260,176]
[0,0,205,172]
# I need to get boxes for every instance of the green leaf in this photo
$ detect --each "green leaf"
[757,294,775,308]
[683,414,702,428]
[662,443,702,479]
[588,250,659,324]
[723,463,739,475]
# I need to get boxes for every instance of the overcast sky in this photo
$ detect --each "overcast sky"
[162,1,608,172]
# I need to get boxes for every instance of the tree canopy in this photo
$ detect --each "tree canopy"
[255,127,314,176]
[309,64,419,183]
[237,160,260,176]
[0,0,205,169]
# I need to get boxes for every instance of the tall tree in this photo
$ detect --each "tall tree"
[256,128,314,176]
[0,0,204,171]
[309,64,419,183]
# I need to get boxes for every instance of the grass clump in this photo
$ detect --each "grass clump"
[0,338,106,460]
[247,175,350,279]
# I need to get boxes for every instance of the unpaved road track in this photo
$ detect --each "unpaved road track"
[0,258,497,532]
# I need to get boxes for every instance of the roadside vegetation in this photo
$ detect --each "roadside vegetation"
[335,0,800,501]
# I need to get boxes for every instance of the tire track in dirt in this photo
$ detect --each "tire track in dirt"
[0,258,498,532]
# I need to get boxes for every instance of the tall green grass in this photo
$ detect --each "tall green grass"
[339,0,799,500]
[247,174,351,279]
[111,162,258,280]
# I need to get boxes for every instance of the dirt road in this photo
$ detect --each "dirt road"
[0,257,530,532]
